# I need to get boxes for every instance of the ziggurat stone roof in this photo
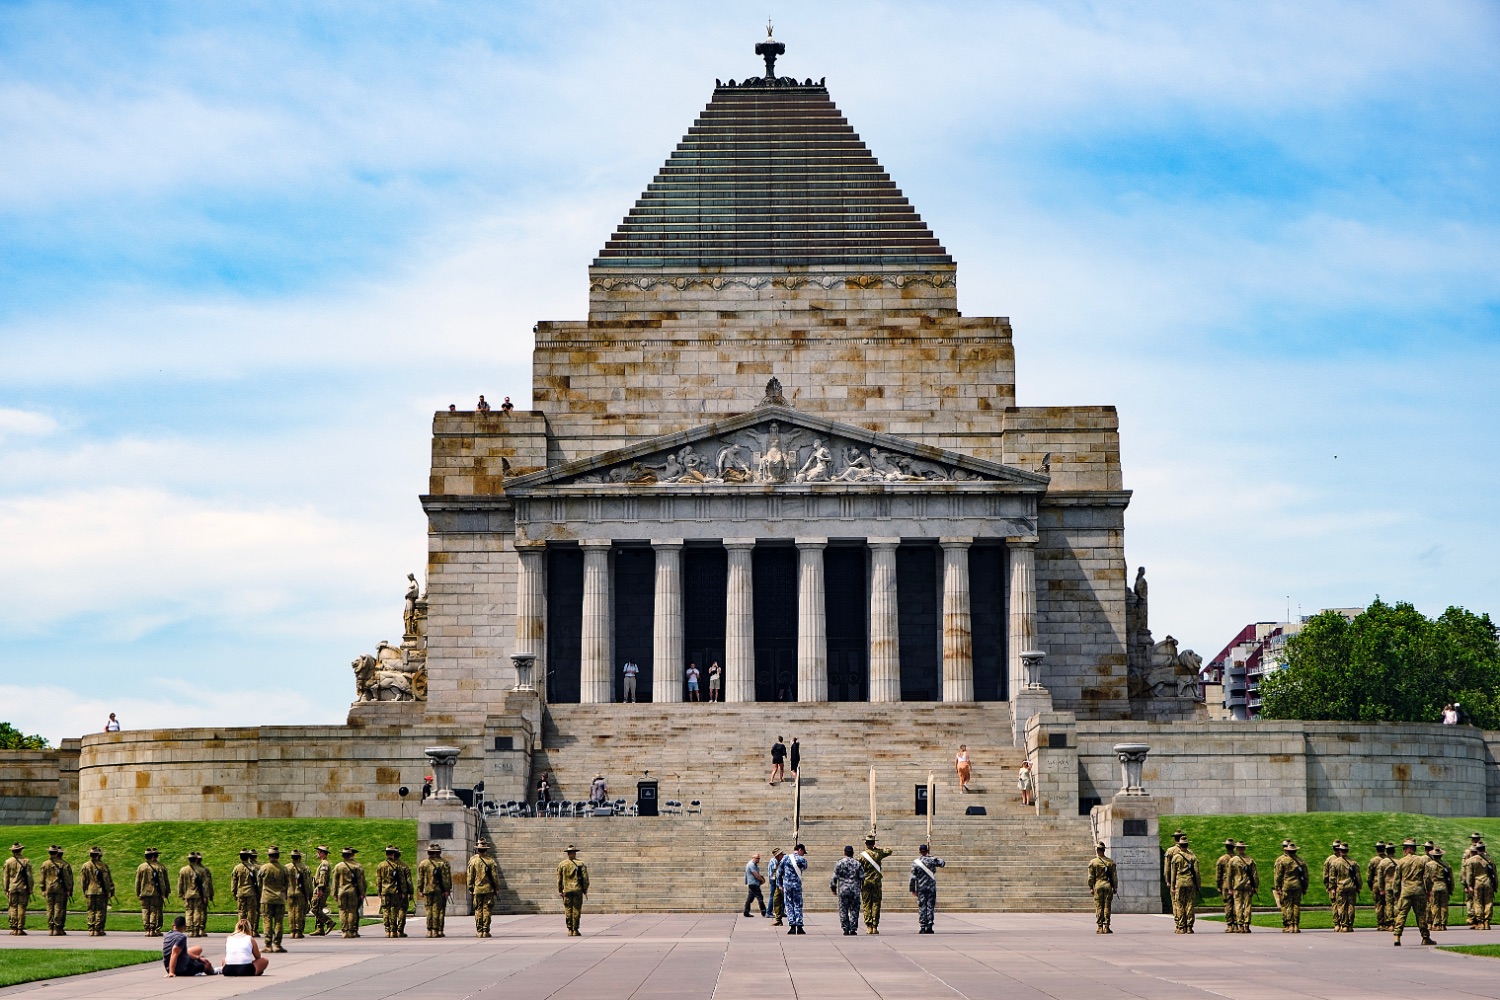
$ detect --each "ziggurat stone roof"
[595,82,951,270]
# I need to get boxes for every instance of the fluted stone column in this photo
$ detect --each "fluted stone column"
[515,542,547,701]
[941,537,974,702]
[580,540,612,704]
[867,538,902,703]
[724,540,756,702]
[796,537,828,702]
[1007,538,1038,705]
[651,540,684,703]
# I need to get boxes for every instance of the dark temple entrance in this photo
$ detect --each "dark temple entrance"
[682,545,726,700]
[897,542,940,701]
[970,543,1007,701]
[545,546,583,704]
[826,545,868,701]
[612,547,655,701]
[753,545,797,701]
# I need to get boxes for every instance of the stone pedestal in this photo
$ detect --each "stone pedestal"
[1024,711,1076,816]
[1011,650,1051,747]
[1089,743,1161,914]
[417,797,481,916]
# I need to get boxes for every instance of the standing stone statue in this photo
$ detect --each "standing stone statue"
[403,574,422,636]
[40,845,73,936]
[134,847,171,936]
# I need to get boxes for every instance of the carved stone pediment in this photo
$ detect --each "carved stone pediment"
[504,408,1047,493]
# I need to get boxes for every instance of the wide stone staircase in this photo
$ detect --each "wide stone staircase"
[480,703,1093,913]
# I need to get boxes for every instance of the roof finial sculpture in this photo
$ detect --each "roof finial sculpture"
[755,20,785,80]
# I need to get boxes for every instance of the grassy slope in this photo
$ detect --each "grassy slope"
[0,950,158,988]
[0,818,415,911]
[1439,944,1500,958]
[1162,813,1500,907]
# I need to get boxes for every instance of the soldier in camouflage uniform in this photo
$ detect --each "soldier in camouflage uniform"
[829,846,862,936]
[1429,846,1453,931]
[1228,842,1258,933]
[767,849,785,925]
[1392,838,1434,946]
[557,845,590,936]
[376,846,412,938]
[40,845,73,936]
[258,846,289,951]
[1214,838,1238,931]
[1165,835,1200,933]
[907,844,945,934]
[311,846,335,936]
[1326,842,1361,932]
[1462,842,1494,930]
[1368,842,1393,930]
[286,849,311,938]
[467,840,500,937]
[1088,842,1117,934]
[5,842,33,935]
[231,850,259,936]
[333,847,366,938]
[80,846,115,936]
[134,847,171,936]
[178,851,209,938]
[857,835,893,934]
[1273,841,1307,932]
[417,844,452,938]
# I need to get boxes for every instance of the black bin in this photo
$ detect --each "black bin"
[636,780,659,817]
[915,784,933,816]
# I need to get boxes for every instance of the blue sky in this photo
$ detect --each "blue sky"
[2,2,1497,742]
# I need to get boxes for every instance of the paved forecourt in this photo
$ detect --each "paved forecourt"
[4,913,1500,1000]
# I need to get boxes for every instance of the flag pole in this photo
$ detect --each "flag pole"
[793,767,802,846]
[926,770,934,846]
[869,765,877,838]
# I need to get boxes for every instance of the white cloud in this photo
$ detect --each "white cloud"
[0,406,58,441]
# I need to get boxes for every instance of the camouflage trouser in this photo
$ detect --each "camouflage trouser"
[915,886,937,932]
[183,898,206,936]
[1473,880,1494,927]
[1430,889,1449,930]
[424,893,446,936]
[782,885,803,927]
[263,901,285,947]
[1093,885,1114,929]
[563,890,585,934]
[288,896,307,937]
[381,896,407,936]
[838,889,860,934]
[473,892,493,936]
[1373,892,1388,929]
[1393,891,1429,941]
[140,897,163,935]
[236,896,256,933]
[1222,893,1236,929]
[1171,885,1196,931]
[1232,889,1254,930]
[46,893,68,934]
[85,895,108,934]
[860,885,882,931]
[1333,888,1357,930]
[769,886,784,924]
[1279,890,1302,930]
[311,891,335,935]
[7,892,28,932]
[337,891,361,937]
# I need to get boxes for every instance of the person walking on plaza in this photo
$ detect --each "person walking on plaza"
[858,834,893,934]
[1214,838,1237,931]
[258,846,289,952]
[743,852,768,917]
[1392,838,1434,946]
[1164,835,1199,933]
[1273,841,1308,932]
[417,844,452,938]
[770,736,787,785]
[1368,842,1393,930]
[908,844,945,934]
[1462,842,1494,930]
[286,849,311,939]
[468,839,500,937]
[779,844,807,934]
[1229,842,1258,933]
[954,744,972,793]
[5,843,33,935]
[40,845,73,936]
[557,845,589,936]
[376,846,411,938]
[231,850,259,937]
[1430,847,1454,931]
[831,846,862,935]
[135,847,171,937]
[311,846,335,936]
[686,662,700,701]
[1088,842,1117,934]
[81,846,115,936]
[332,847,366,938]
[767,848,786,925]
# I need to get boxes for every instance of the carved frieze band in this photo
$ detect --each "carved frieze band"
[589,273,956,293]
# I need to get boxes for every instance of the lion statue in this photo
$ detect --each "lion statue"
[1142,636,1204,701]
[352,641,427,702]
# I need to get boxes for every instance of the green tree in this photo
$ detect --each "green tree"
[1258,598,1500,729]
[0,722,50,750]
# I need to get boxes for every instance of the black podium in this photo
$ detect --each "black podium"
[636,780,659,817]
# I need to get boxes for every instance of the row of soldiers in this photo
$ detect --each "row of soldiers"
[1159,830,1496,943]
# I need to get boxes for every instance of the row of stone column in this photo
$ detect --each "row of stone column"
[515,536,1038,704]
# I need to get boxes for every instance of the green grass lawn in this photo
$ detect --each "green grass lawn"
[0,950,159,988]
[1162,813,1499,908]
[1439,944,1500,958]
[1203,904,1471,930]
[0,818,415,913]
[20,909,381,934]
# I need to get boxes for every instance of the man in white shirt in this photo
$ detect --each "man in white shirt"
[621,661,639,703]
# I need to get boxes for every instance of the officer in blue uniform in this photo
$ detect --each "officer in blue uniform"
[779,844,808,935]
[908,844,946,933]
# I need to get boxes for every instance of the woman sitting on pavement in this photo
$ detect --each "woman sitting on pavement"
[222,919,270,977]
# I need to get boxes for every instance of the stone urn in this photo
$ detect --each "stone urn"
[1020,649,1046,690]
[423,746,461,800]
[510,652,537,692]
[1112,742,1151,796]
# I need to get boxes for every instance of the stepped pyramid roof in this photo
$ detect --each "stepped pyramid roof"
[594,32,951,270]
